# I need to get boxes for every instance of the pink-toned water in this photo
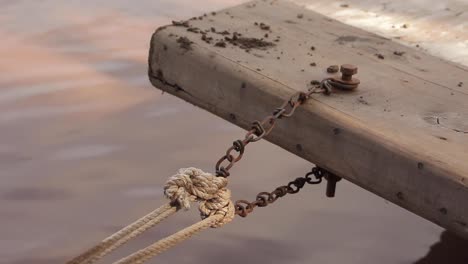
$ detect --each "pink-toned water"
[1,1,467,263]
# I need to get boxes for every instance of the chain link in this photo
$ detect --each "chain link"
[235,167,326,217]
[212,81,334,217]
[215,85,328,177]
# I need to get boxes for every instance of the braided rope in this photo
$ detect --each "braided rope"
[67,168,234,264]
[66,203,177,264]
[164,167,235,227]
[90,204,177,263]
[113,215,222,264]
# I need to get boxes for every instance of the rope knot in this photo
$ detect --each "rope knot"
[164,167,235,227]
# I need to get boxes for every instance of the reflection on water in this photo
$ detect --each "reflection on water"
[0,0,466,264]
[0,103,109,123]
[122,186,164,199]
[50,144,122,161]
[1,187,70,201]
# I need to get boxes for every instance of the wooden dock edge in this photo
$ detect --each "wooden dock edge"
[148,7,468,238]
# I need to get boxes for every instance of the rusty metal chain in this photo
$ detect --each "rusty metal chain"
[209,65,360,217]
[215,85,329,178]
[209,78,346,217]
[235,166,326,217]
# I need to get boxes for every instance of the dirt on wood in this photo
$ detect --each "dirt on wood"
[226,35,275,50]
[172,20,189,27]
[327,65,339,73]
[357,96,370,105]
[254,22,271,31]
[214,40,227,48]
[187,27,200,33]
[176,36,193,50]
[394,51,405,56]
[376,53,385,59]
[201,33,213,44]
[216,30,231,36]
[179,19,275,52]
[311,80,321,86]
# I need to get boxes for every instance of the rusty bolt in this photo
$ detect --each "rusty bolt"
[340,64,358,81]
[328,64,360,91]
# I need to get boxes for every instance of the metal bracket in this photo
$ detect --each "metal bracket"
[323,170,342,198]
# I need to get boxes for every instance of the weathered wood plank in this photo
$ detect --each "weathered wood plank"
[148,0,468,237]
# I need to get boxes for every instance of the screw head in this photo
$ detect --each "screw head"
[340,64,358,75]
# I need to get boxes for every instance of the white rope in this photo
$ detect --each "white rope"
[113,215,223,264]
[164,167,235,227]
[67,167,235,264]
[66,203,176,264]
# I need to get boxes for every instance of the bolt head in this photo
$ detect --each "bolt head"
[340,64,358,75]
